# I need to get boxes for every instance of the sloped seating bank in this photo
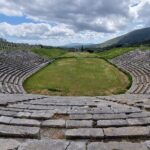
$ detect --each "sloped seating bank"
[111,50,150,94]
[0,50,49,94]
[0,50,149,149]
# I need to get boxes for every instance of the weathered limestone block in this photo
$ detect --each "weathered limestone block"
[65,128,104,139]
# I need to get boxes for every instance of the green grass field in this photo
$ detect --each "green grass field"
[32,48,66,59]
[24,46,150,96]
[24,57,130,96]
[31,45,150,60]
[97,45,150,59]
[62,52,98,58]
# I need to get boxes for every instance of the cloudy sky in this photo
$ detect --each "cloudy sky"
[0,0,150,46]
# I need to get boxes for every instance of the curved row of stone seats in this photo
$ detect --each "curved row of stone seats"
[0,50,49,94]
[111,50,150,94]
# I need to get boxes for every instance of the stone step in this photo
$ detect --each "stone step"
[42,119,66,128]
[65,128,104,139]
[16,111,54,120]
[104,126,150,138]
[18,139,69,150]
[0,124,40,139]
[97,117,150,127]
[70,114,93,120]
[1,138,150,150]
[0,139,21,150]
[10,118,41,127]
[66,126,150,140]
[66,120,93,128]
[97,119,128,127]
[18,139,86,150]
[88,141,148,150]
[93,113,127,120]
[0,116,41,127]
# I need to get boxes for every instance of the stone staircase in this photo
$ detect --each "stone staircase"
[0,95,149,149]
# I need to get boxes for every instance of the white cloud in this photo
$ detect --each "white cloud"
[137,0,150,25]
[0,22,74,40]
[0,0,132,33]
[0,0,150,45]
[0,0,22,16]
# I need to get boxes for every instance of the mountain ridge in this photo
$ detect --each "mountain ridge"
[92,27,150,49]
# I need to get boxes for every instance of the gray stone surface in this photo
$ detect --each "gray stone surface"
[18,139,69,150]
[128,112,150,118]
[31,112,54,119]
[42,119,66,128]
[0,116,13,124]
[10,118,41,126]
[66,120,93,128]
[67,142,86,150]
[97,119,128,127]
[17,112,31,118]
[0,139,21,150]
[93,113,127,120]
[0,94,150,148]
[0,94,43,105]
[65,128,104,139]
[70,114,93,120]
[127,118,147,126]
[104,126,150,138]
[0,124,40,138]
[145,140,150,149]
[88,142,148,150]
[0,110,17,117]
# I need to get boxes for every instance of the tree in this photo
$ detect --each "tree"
[81,45,84,52]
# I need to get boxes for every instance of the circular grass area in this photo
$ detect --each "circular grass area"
[24,57,130,96]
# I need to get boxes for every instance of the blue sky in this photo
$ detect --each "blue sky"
[0,0,150,46]
[0,14,33,24]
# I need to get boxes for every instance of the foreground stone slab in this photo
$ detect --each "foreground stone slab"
[17,112,32,118]
[88,142,148,150]
[104,126,150,138]
[0,116,13,124]
[70,114,93,120]
[18,139,69,150]
[0,139,21,150]
[0,110,17,117]
[127,118,147,126]
[66,120,93,128]
[97,119,128,127]
[145,140,150,149]
[128,112,150,118]
[42,119,66,128]
[93,113,127,120]
[0,124,40,138]
[68,142,86,150]
[65,128,104,139]
[30,112,54,119]
[10,118,41,127]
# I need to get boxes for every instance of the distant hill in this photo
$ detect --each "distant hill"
[62,43,93,49]
[91,27,150,49]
